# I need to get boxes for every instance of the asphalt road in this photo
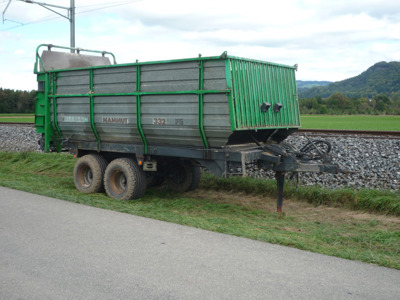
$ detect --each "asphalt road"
[0,186,399,299]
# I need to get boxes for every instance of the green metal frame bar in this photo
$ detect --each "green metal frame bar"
[35,44,117,74]
[198,60,209,149]
[224,59,236,131]
[35,46,295,76]
[136,65,147,154]
[51,73,62,151]
[44,73,51,152]
[47,90,229,99]
[89,69,101,152]
[34,76,46,134]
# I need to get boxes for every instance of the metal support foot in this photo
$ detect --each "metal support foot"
[275,171,285,213]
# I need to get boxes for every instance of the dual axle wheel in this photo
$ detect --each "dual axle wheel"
[73,154,200,200]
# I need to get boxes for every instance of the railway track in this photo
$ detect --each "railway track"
[1,122,400,138]
[297,128,400,138]
[0,122,34,126]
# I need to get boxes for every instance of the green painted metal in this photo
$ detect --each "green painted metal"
[198,59,209,149]
[35,74,46,134]
[44,73,52,152]
[224,59,236,131]
[89,69,101,152]
[35,44,117,73]
[228,57,300,130]
[34,44,225,75]
[136,65,147,154]
[45,90,229,98]
[51,73,63,150]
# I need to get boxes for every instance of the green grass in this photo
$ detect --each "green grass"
[201,175,400,216]
[300,115,400,131]
[0,151,399,270]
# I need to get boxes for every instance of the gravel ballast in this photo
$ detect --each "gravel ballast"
[247,133,399,191]
[1,125,399,191]
[0,125,41,152]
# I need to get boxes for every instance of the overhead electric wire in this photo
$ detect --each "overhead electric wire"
[1,0,142,31]
[75,0,142,15]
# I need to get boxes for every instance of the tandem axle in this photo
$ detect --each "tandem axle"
[65,137,340,212]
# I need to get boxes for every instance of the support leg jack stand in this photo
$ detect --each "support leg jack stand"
[276,171,285,213]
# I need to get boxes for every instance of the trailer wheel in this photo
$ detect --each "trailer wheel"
[74,154,108,194]
[104,158,146,200]
[167,161,196,192]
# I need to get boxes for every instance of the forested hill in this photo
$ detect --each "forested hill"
[296,81,331,93]
[299,61,400,99]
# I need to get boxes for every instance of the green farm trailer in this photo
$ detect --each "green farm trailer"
[35,44,340,211]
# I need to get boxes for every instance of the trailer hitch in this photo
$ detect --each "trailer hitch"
[263,140,354,213]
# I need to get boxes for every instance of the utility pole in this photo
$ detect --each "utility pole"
[3,0,76,52]
[2,1,13,24]
[70,0,75,50]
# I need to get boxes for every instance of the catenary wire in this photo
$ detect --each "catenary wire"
[1,0,141,31]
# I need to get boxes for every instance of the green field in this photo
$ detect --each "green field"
[300,115,400,131]
[1,114,399,131]
[0,114,34,123]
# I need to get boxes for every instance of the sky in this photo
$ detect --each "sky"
[1,0,399,91]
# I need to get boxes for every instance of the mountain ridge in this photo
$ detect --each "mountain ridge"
[298,61,400,99]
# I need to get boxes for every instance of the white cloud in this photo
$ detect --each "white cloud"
[0,0,399,90]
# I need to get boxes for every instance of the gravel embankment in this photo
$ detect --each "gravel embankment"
[248,133,400,191]
[1,125,399,191]
[290,133,400,191]
[0,125,41,152]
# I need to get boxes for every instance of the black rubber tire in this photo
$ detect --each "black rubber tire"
[104,158,147,200]
[73,154,108,194]
[188,165,201,191]
[166,161,194,192]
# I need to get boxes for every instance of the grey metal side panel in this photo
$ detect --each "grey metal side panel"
[57,70,90,94]
[140,62,198,92]
[94,66,136,94]
[93,96,141,143]
[52,59,233,149]
[141,94,203,147]
[203,94,232,147]
[54,96,141,144]
[202,61,232,147]
[53,97,96,142]
[203,60,227,90]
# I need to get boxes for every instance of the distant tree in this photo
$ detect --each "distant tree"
[326,93,353,111]
[318,105,328,114]
[373,94,390,104]
[375,101,386,112]
[0,88,36,113]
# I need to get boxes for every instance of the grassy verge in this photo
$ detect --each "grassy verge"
[201,175,400,216]
[0,151,399,269]
[300,115,400,131]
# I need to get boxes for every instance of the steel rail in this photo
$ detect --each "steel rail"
[297,128,400,137]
